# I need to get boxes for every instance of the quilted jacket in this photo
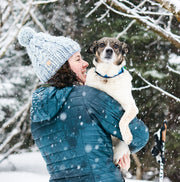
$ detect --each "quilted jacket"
[31,85,149,182]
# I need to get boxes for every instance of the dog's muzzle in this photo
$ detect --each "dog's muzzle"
[105,48,113,58]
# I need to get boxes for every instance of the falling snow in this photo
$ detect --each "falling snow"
[85,144,93,153]
[60,112,67,120]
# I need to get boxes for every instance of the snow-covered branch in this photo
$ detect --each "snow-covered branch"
[0,79,39,156]
[0,0,33,58]
[86,1,104,18]
[87,0,180,49]
[116,19,136,39]
[132,69,180,102]
[167,64,180,75]
[0,97,31,152]
[0,99,31,133]
[1,2,12,28]
[32,0,58,5]
[154,0,180,21]
[132,85,151,91]
[0,143,22,163]
[107,0,180,49]
[16,0,46,32]
[0,0,58,58]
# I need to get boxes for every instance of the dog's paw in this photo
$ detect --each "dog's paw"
[121,127,133,145]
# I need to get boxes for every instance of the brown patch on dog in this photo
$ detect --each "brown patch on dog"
[113,54,124,65]
[95,51,103,63]
[122,42,129,55]
[103,79,108,83]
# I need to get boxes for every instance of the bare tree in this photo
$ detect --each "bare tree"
[0,0,58,58]
[0,0,58,162]
[0,0,82,162]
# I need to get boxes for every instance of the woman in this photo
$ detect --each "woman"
[18,27,149,182]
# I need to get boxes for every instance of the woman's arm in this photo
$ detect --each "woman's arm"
[84,86,149,154]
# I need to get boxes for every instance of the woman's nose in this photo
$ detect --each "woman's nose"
[83,60,89,67]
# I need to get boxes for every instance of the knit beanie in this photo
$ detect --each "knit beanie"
[18,27,81,83]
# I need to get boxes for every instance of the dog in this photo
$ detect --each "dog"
[85,37,139,167]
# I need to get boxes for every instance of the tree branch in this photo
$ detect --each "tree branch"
[167,64,180,75]
[132,153,142,180]
[0,98,31,152]
[105,0,180,49]
[154,0,180,22]
[0,142,23,163]
[86,1,104,18]
[132,85,151,91]
[0,0,57,58]
[16,0,47,32]
[0,0,33,58]
[116,19,136,39]
[131,69,180,102]
[32,0,58,5]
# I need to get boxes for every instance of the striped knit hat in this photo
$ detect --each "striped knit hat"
[18,27,81,83]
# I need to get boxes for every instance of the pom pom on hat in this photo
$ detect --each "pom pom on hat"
[18,27,35,47]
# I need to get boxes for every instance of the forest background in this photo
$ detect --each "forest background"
[0,0,179,181]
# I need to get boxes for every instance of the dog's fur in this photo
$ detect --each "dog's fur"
[85,37,139,166]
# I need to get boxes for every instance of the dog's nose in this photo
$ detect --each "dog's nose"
[106,48,113,56]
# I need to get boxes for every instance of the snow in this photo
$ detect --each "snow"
[168,53,180,71]
[0,151,49,182]
[0,151,156,182]
[168,0,180,13]
[0,172,48,182]
[168,53,180,65]
[144,70,167,79]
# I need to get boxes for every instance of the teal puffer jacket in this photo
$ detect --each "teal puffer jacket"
[31,85,149,182]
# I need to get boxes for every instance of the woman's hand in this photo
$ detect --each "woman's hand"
[118,153,130,171]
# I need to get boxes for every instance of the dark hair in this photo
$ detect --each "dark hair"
[47,61,81,89]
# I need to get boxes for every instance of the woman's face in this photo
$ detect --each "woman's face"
[68,51,89,84]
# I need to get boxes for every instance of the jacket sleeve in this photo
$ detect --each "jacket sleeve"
[84,86,149,153]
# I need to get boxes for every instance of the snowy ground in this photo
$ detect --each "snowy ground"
[0,151,170,182]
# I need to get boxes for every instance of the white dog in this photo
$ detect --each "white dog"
[85,37,139,166]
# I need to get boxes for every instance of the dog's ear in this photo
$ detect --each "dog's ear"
[87,41,98,54]
[122,43,130,55]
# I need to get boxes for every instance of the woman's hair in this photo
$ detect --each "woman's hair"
[47,61,81,89]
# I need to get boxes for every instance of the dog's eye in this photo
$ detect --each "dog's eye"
[113,44,119,49]
[99,43,105,48]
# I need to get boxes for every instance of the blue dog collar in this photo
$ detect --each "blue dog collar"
[95,66,126,79]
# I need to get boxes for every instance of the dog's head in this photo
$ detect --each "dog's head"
[88,37,129,66]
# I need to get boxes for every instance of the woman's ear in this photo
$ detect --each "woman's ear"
[87,41,98,54]
[122,42,130,55]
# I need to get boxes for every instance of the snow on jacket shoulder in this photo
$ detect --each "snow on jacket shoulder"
[31,86,73,122]
[31,85,149,182]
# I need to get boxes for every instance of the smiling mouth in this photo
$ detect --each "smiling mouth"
[82,71,87,76]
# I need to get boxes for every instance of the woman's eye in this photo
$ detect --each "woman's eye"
[99,43,105,48]
[114,44,119,49]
